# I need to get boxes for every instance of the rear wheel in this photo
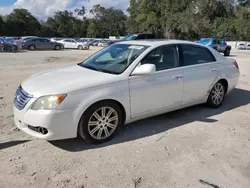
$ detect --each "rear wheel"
[55,45,61,50]
[78,45,83,50]
[29,45,36,51]
[224,48,230,56]
[78,101,123,144]
[206,81,226,108]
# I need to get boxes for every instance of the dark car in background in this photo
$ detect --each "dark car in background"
[23,38,64,51]
[108,33,155,45]
[0,38,18,52]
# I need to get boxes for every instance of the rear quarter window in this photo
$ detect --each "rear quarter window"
[181,45,216,66]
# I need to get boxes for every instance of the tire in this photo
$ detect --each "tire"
[12,46,18,53]
[55,45,61,50]
[29,45,36,51]
[78,101,123,144]
[78,45,83,50]
[3,45,11,52]
[206,81,226,108]
[224,48,230,56]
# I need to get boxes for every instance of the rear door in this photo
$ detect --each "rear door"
[39,38,53,49]
[70,39,78,48]
[63,39,71,48]
[180,44,218,104]
[219,39,226,52]
[36,39,45,50]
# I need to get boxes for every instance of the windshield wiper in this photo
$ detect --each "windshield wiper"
[78,64,119,75]
[79,64,104,72]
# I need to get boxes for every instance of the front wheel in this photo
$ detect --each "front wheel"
[206,82,226,108]
[78,101,123,144]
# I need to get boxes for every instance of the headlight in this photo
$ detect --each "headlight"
[31,94,66,110]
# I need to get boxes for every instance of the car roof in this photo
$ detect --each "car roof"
[118,40,207,48]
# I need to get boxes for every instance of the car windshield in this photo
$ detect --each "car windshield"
[124,34,138,40]
[79,44,149,74]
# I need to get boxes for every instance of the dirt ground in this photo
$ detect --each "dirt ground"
[0,48,249,188]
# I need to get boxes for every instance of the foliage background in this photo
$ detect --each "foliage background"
[0,0,250,40]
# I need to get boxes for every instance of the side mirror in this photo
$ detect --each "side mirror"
[131,64,156,76]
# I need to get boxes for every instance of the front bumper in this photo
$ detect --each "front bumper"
[13,105,78,140]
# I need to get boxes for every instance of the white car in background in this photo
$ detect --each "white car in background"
[13,40,239,144]
[98,40,108,47]
[238,43,246,50]
[50,38,63,42]
[57,38,89,50]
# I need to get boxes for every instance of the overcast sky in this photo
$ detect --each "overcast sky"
[0,0,129,19]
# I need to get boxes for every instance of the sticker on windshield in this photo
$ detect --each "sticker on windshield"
[129,45,144,50]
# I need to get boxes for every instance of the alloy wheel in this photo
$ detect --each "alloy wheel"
[88,107,119,140]
[211,82,225,105]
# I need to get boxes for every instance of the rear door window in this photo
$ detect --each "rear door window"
[38,39,49,43]
[181,45,216,66]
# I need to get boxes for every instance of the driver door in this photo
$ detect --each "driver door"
[129,45,183,118]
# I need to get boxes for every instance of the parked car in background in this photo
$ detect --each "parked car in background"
[50,38,63,42]
[0,38,18,52]
[91,40,101,46]
[108,33,155,46]
[57,38,89,50]
[98,40,109,47]
[15,36,38,49]
[22,38,64,51]
[246,44,250,50]
[77,39,91,47]
[196,38,231,56]
[13,40,239,144]
[79,38,91,46]
[238,43,246,50]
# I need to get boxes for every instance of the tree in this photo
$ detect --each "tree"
[5,9,41,36]
[46,10,77,37]
[127,0,139,33]
[89,4,127,38]
[0,16,5,35]
[75,6,86,18]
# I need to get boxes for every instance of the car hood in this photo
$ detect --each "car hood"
[21,65,118,97]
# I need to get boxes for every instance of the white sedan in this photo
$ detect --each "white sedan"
[57,38,89,50]
[98,40,108,47]
[13,40,239,144]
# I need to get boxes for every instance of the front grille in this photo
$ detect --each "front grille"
[14,86,32,110]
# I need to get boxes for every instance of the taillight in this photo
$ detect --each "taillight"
[234,61,239,70]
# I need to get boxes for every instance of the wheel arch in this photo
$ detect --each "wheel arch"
[77,99,127,127]
[218,78,229,94]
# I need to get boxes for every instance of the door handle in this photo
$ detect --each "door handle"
[174,76,183,80]
[210,69,217,73]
